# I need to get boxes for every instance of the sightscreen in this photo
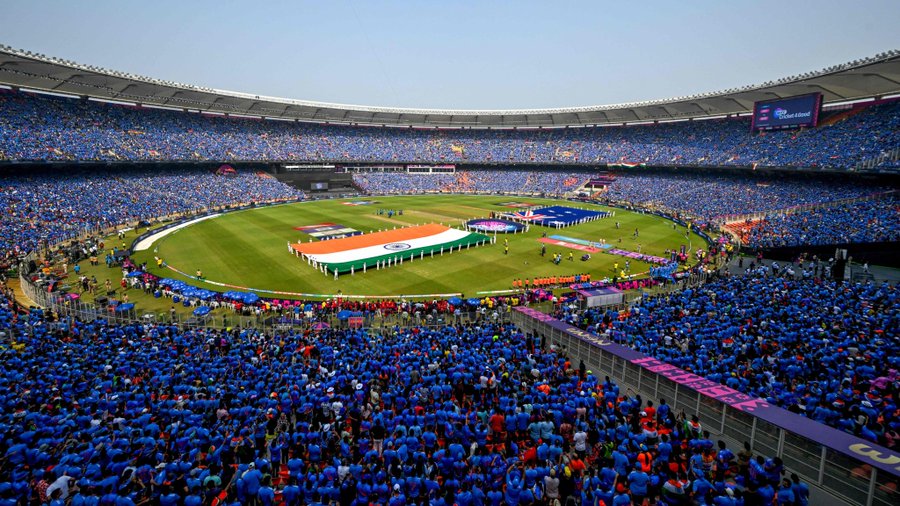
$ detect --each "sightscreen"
[752,93,822,131]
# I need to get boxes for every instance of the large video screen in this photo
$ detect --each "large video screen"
[310,182,329,190]
[752,93,822,131]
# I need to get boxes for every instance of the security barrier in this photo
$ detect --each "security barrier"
[511,306,899,506]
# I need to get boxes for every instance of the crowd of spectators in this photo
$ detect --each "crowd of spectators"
[555,268,899,448]
[0,289,811,506]
[0,88,895,254]
[0,85,896,506]
[0,168,303,262]
[601,172,891,223]
[1,163,892,275]
[354,168,896,241]
[739,197,899,248]
[352,173,455,194]
[102,257,543,325]
[1,90,898,169]
[353,170,593,195]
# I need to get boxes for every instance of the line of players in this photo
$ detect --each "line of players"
[512,273,592,289]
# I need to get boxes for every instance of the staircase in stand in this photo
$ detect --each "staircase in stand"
[854,147,900,172]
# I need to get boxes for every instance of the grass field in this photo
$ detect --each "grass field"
[75,195,702,316]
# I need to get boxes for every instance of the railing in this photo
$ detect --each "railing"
[510,306,899,506]
[717,190,896,228]
[855,147,900,171]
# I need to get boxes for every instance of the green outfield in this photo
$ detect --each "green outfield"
[75,195,702,315]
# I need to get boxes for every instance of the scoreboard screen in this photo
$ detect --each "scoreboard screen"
[752,93,822,131]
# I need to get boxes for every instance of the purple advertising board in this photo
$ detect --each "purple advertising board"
[752,93,822,131]
[516,306,645,361]
[514,306,900,476]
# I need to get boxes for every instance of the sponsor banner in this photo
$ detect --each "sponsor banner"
[549,235,613,249]
[466,219,526,233]
[342,200,379,206]
[606,248,670,265]
[539,237,601,253]
[134,214,221,251]
[295,223,362,239]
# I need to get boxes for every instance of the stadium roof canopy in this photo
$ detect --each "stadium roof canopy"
[1,44,899,128]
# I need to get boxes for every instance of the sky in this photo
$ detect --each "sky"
[2,1,899,110]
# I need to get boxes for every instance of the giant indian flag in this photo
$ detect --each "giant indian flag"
[292,224,490,274]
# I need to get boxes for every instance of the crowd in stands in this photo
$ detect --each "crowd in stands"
[0,288,813,506]
[109,257,542,325]
[739,197,899,248]
[0,168,303,263]
[354,168,897,242]
[601,172,891,223]
[353,170,593,195]
[1,90,899,169]
[0,87,895,254]
[554,267,900,448]
[353,173,455,194]
[1,163,893,277]
[2,78,900,506]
